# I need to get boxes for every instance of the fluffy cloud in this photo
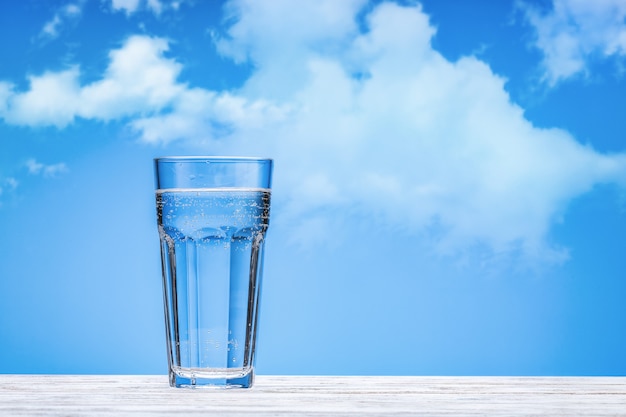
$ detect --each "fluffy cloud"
[40,1,84,39]
[25,159,69,178]
[110,0,186,16]
[0,178,18,206]
[204,0,626,259]
[79,36,184,119]
[0,36,182,127]
[0,34,277,136]
[0,177,18,195]
[1,68,81,127]
[520,0,626,85]
[2,1,626,261]
[110,0,142,15]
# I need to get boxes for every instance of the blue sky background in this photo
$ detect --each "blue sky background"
[1,0,625,376]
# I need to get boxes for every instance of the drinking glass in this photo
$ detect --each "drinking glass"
[154,156,273,388]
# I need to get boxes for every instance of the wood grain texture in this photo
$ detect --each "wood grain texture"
[1,375,625,416]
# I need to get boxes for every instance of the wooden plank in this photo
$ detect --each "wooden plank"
[1,375,625,416]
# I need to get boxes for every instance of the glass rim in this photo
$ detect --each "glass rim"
[155,156,273,163]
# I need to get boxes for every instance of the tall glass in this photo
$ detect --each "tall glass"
[154,156,273,388]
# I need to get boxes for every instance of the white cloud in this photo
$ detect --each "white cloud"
[520,0,626,85]
[40,1,84,39]
[78,36,184,119]
[2,1,626,261]
[0,177,18,200]
[111,0,141,15]
[5,178,18,189]
[0,36,183,127]
[109,0,187,16]
[215,0,366,81]
[41,15,62,38]
[208,0,626,260]
[146,0,163,15]
[2,68,81,127]
[25,159,69,178]
[0,33,287,138]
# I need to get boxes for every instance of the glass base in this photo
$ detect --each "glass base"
[169,366,255,389]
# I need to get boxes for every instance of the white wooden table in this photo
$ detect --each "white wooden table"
[1,375,625,416]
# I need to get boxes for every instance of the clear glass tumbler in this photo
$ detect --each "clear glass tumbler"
[154,156,273,388]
